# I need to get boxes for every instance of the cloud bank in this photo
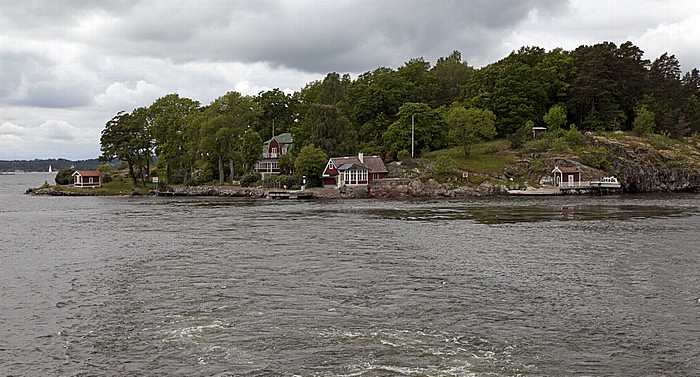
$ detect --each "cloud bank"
[1,0,698,159]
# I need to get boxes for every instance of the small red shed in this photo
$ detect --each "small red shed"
[552,166,582,187]
[73,170,102,188]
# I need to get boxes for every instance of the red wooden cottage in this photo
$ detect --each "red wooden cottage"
[322,153,388,188]
[72,170,102,188]
[552,166,582,188]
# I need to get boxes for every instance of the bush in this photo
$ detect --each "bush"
[564,125,584,149]
[430,154,456,182]
[102,173,113,184]
[240,172,262,187]
[263,174,302,190]
[580,148,611,171]
[55,169,74,185]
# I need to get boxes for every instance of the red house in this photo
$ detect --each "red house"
[322,153,388,188]
[254,132,293,176]
[72,170,102,188]
[552,166,582,187]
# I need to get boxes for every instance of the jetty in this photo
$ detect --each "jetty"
[508,177,622,196]
[267,190,314,199]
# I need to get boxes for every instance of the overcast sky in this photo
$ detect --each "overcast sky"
[1,0,699,160]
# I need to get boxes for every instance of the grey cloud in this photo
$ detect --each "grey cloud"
[97,0,566,73]
[0,53,92,108]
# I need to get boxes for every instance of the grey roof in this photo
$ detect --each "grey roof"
[337,163,368,171]
[330,155,388,174]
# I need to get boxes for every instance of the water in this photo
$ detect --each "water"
[1,173,699,376]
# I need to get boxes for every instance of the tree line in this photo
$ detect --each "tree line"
[100,41,700,188]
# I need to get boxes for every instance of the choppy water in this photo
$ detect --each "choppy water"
[1,173,699,376]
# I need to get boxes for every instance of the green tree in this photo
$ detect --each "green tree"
[447,105,497,157]
[293,144,328,187]
[100,111,150,188]
[633,105,656,136]
[149,94,200,183]
[202,92,262,184]
[343,67,409,144]
[308,103,357,157]
[55,169,74,185]
[255,88,300,139]
[464,46,568,136]
[508,120,534,149]
[397,57,438,105]
[382,103,447,159]
[430,50,474,107]
[97,163,112,175]
[543,104,567,131]
[240,129,263,174]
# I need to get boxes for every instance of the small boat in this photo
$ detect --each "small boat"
[590,176,621,189]
[48,165,53,173]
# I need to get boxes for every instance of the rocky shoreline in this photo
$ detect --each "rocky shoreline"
[25,179,510,199]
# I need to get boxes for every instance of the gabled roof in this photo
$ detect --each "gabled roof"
[273,132,293,145]
[552,165,581,174]
[337,163,368,172]
[72,170,101,177]
[329,155,388,174]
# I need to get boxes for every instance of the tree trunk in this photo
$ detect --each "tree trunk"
[127,160,138,189]
[218,154,225,185]
[229,159,235,184]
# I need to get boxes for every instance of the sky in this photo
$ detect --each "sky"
[1,0,699,160]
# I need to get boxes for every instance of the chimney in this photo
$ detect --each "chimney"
[358,152,364,163]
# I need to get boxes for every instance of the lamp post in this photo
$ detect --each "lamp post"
[411,114,415,158]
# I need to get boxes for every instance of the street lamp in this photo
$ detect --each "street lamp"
[411,114,415,158]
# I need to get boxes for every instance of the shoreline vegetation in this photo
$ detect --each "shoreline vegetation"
[13,42,700,198]
[25,130,700,199]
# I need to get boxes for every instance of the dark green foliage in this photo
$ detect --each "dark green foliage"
[239,172,262,187]
[308,104,357,157]
[293,144,327,187]
[255,88,299,138]
[383,103,447,159]
[431,154,456,180]
[508,121,534,149]
[633,105,656,136]
[98,41,699,175]
[101,173,113,184]
[262,174,302,190]
[55,169,74,185]
[430,50,474,107]
[447,105,496,157]
[580,148,611,171]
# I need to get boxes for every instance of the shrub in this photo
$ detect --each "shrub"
[55,169,74,185]
[564,125,584,149]
[580,148,611,171]
[431,154,456,182]
[240,172,262,187]
[263,174,302,189]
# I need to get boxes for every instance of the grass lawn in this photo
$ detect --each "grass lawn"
[56,176,154,195]
[423,139,509,176]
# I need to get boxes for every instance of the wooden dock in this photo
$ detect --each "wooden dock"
[507,187,561,196]
[267,190,315,199]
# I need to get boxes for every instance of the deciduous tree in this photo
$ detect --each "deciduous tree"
[447,105,496,157]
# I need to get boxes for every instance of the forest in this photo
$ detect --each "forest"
[99,41,700,188]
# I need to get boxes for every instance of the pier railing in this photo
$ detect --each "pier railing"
[559,181,591,189]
